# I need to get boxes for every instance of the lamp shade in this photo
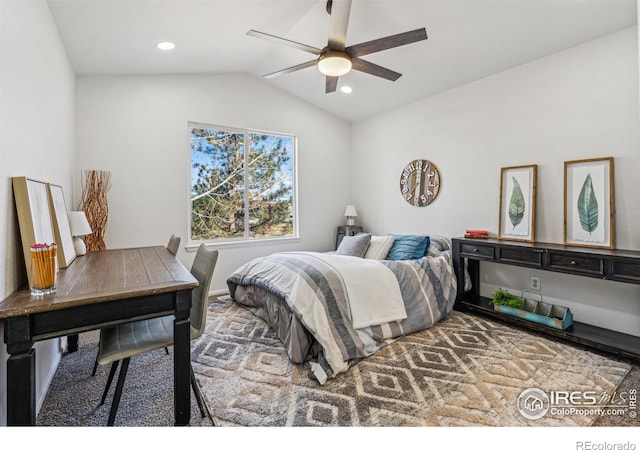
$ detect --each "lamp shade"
[68,211,92,236]
[344,205,357,217]
[318,51,352,77]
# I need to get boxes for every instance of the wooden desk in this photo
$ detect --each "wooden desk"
[0,246,199,426]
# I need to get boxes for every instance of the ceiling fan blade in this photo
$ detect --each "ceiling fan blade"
[327,0,352,51]
[325,76,338,93]
[347,28,428,58]
[351,58,402,82]
[247,30,323,55]
[264,60,318,79]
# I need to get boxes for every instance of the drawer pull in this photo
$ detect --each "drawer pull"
[570,260,577,265]
[473,248,479,252]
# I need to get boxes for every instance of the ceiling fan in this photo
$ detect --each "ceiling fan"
[247,0,428,93]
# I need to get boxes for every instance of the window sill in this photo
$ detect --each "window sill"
[185,236,301,252]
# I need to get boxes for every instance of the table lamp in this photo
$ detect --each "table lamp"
[68,211,92,256]
[344,205,357,226]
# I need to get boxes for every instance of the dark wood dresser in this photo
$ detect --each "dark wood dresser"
[451,237,640,361]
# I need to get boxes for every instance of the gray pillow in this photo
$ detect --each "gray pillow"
[335,234,371,258]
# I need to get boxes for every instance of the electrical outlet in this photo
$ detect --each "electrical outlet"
[530,276,541,291]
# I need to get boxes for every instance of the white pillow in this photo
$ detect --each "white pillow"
[364,235,395,260]
[336,234,371,258]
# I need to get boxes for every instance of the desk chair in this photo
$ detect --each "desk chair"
[90,235,182,377]
[97,243,218,426]
[167,234,181,256]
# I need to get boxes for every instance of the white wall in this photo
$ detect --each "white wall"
[352,27,640,337]
[0,1,76,425]
[75,74,352,293]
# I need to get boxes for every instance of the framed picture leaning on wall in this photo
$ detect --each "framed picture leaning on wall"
[48,183,76,268]
[498,164,537,243]
[564,157,615,249]
[12,176,57,288]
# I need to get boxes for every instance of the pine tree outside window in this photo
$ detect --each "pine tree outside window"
[189,123,297,243]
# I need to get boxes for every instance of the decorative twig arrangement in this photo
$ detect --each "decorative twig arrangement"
[81,170,111,251]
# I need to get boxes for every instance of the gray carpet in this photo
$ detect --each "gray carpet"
[37,296,639,427]
[36,331,214,427]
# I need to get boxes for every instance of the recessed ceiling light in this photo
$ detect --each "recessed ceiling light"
[340,86,353,94]
[156,41,176,50]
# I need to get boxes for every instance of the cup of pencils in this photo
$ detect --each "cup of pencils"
[30,243,57,297]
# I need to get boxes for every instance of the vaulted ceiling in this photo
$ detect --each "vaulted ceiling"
[47,0,637,122]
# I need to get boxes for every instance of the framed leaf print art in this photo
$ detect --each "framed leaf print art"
[564,157,615,249]
[498,165,537,242]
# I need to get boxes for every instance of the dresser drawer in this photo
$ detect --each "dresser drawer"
[496,247,543,267]
[547,252,604,276]
[610,259,640,283]
[460,243,494,260]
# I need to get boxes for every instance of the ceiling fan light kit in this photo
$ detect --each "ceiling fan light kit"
[317,51,352,76]
[247,0,427,93]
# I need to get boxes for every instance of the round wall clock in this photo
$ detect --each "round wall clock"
[399,159,441,207]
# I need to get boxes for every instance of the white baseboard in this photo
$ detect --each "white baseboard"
[211,288,230,297]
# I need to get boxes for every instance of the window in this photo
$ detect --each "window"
[189,123,296,243]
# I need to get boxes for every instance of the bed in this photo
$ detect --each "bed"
[226,234,458,384]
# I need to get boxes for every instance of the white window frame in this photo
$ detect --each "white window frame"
[187,122,299,249]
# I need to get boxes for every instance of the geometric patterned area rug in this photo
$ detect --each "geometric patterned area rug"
[192,296,631,426]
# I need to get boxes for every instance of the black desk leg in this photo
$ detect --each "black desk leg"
[173,290,192,426]
[67,334,79,353]
[5,316,36,425]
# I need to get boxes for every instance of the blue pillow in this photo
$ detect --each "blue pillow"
[411,235,430,259]
[386,235,429,260]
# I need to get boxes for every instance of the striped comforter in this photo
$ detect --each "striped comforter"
[227,250,457,384]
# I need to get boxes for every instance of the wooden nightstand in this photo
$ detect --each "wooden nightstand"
[335,225,364,250]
